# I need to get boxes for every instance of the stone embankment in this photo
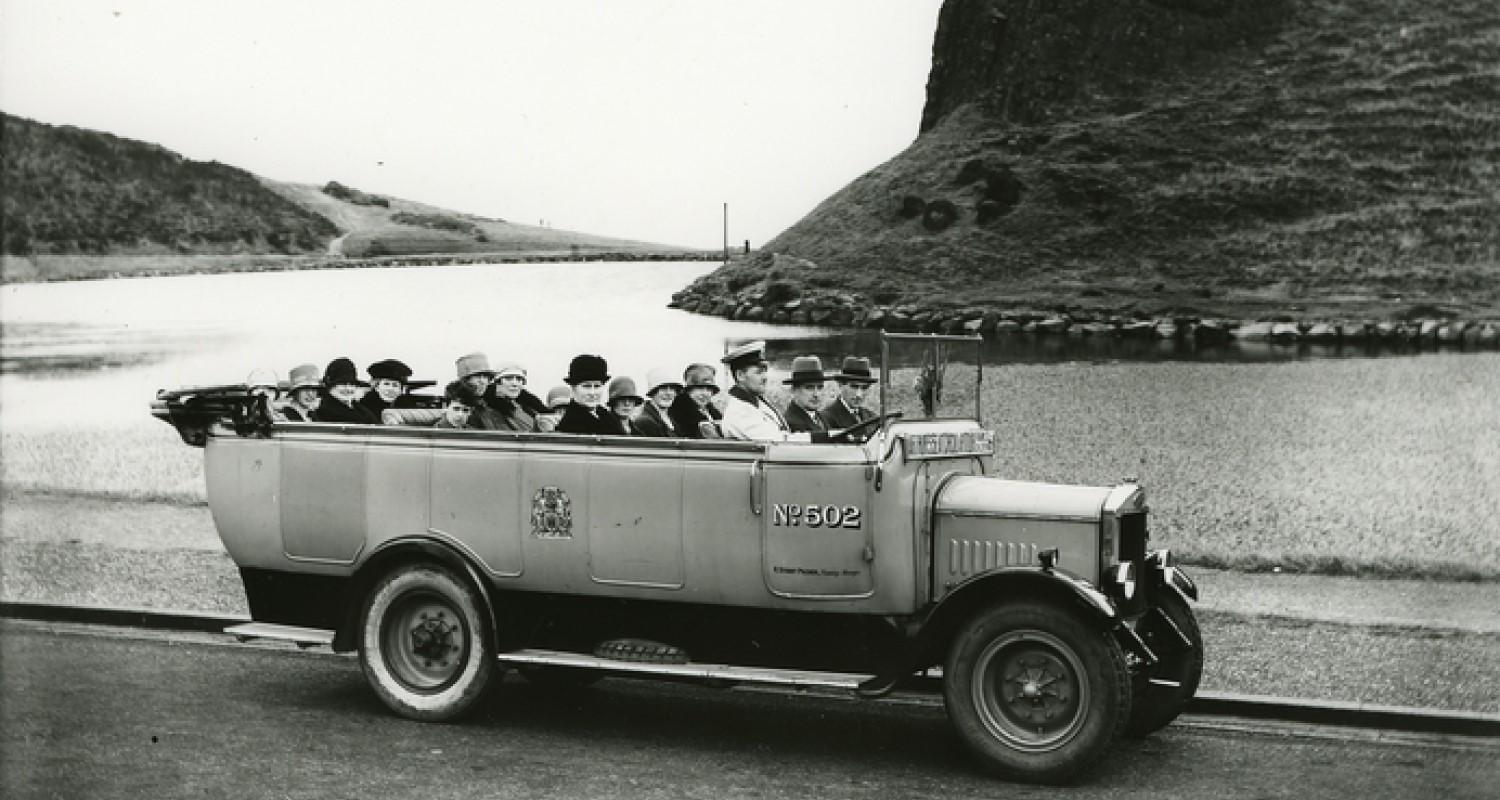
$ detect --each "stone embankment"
[669,287,1500,349]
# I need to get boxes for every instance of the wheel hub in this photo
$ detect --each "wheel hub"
[971,630,1090,752]
[410,612,458,663]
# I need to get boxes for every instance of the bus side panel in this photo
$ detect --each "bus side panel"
[365,439,431,553]
[429,448,525,577]
[204,436,284,570]
[680,455,765,606]
[280,439,365,563]
[587,451,685,588]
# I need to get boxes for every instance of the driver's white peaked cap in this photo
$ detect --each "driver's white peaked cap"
[720,340,768,369]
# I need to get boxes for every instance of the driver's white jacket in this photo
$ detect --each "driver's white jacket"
[721,387,811,442]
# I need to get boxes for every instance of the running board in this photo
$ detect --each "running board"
[225,622,335,647]
[497,648,876,691]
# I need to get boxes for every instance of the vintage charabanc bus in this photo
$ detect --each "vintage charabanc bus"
[151,333,1201,784]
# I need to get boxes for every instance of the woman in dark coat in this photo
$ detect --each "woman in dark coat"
[669,362,723,438]
[471,361,554,432]
[312,357,380,424]
[556,354,626,435]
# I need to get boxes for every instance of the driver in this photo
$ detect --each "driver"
[821,356,877,429]
[721,341,833,443]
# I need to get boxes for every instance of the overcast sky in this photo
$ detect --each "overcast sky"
[0,0,943,249]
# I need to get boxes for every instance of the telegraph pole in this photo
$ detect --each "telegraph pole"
[722,203,729,264]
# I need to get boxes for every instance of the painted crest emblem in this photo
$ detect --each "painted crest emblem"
[530,485,573,539]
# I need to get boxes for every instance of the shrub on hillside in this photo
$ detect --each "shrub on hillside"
[390,212,483,238]
[322,181,390,207]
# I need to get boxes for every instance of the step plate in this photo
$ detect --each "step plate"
[225,622,335,646]
[497,648,874,690]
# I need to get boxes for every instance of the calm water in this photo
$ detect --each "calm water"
[0,260,1490,431]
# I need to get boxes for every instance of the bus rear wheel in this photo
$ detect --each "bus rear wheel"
[358,563,496,721]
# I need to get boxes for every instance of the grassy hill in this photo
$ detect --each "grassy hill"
[677,0,1500,325]
[2,112,698,282]
[1,112,338,260]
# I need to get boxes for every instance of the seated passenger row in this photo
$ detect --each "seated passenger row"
[246,342,875,443]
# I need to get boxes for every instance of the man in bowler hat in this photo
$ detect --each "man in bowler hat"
[557,354,627,435]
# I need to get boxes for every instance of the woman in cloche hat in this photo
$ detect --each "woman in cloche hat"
[668,362,723,439]
[605,375,644,434]
[279,363,323,422]
[470,361,555,432]
[556,354,626,435]
[312,357,379,424]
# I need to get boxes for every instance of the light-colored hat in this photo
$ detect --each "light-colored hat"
[644,367,684,397]
[607,376,643,404]
[782,355,828,386]
[288,363,321,391]
[545,384,572,410]
[721,340,768,371]
[682,363,720,394]
[245,368,279,390]
[494,361,527,380]
[455,352,495,380]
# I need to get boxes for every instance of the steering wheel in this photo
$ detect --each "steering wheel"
[831,412,902,444]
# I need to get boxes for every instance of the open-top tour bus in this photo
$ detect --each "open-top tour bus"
[152,333,1200,784]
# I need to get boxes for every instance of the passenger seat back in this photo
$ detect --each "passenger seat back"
[381,408,445,426]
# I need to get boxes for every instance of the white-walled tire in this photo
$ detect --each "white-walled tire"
[358,563,495,721]
[943,601,1131,784]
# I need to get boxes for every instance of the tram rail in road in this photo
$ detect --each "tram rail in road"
[5,599,1498,740]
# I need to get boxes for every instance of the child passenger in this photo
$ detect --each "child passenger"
[433,380,481,429]
[556,354,626,435]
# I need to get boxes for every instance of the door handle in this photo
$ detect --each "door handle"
[749,459,762,515]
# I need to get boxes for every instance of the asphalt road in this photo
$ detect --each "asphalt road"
[2,621,1495,800]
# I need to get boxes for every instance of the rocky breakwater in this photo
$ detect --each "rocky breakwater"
[669,255,1500,349]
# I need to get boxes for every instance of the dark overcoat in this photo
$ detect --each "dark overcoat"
[821,397,873,430]
[313,396,380,424]
[557,401,627,435]
[668,394,722,439]
[632,403,679,438]
[784,402,828,433]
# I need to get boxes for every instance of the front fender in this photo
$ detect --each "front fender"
[911,567,1117,666]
